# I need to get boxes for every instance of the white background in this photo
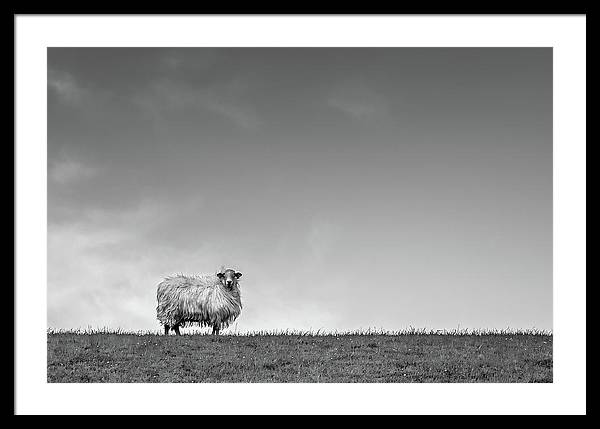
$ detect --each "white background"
[15,15,586,415]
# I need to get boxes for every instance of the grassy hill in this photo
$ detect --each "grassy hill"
[47,329,552,383]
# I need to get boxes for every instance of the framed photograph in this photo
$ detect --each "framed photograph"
[14,13,586,415]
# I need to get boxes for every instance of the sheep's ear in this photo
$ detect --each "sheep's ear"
[235,272,242,279]
[217,273,224,279]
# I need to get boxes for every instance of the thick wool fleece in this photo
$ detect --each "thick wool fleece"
[156,274,242,330]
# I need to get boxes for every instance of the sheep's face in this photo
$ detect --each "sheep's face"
[217,269,242,288]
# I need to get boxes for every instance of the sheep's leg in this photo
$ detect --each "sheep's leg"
[212,326,220,335]
[164,325,170,335]
[173,325,181,336]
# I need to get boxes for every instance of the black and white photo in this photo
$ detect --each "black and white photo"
[14,14,586,415]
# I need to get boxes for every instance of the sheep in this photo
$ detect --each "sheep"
[156,267,243,335]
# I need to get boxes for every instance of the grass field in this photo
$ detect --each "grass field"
[47,329,552,383]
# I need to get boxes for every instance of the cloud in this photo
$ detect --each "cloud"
[160,49,219,72]
[47,223,193,331]
[48,68,115,120]
[134,78,260,130]
[327,80,389,120]
[49,156,97,185]
[48,69,87,106]
[47,197,220,331]
[46,196,348,332]
[50,195,206,245]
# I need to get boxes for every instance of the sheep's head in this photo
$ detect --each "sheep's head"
[217,269,242,288]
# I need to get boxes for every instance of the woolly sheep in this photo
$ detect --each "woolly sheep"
[156,267,243,335]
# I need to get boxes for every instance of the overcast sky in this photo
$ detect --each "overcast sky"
[47,48,552,332]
